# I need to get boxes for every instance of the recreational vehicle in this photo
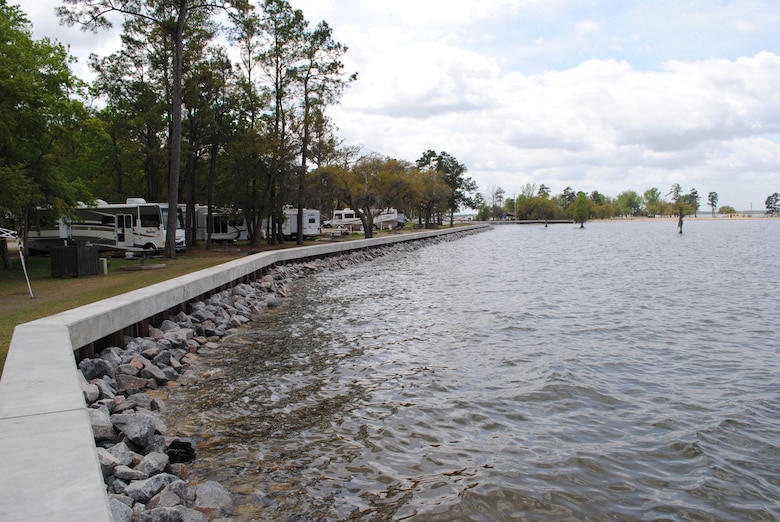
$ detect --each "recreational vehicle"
[156,202,187,252]
[194,206,249,243]
[282,208,320,239]
[327,208,405,231]
[27,199,185,254]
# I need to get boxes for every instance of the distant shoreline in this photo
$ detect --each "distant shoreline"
[598,214,777,222]
[475,214,777,226]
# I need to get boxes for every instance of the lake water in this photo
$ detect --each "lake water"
[164,219,780,521]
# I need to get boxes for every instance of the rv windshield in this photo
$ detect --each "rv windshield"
[160,207,184,230]
[139,205,161,228]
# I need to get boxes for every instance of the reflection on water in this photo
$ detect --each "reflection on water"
[164,220,780,520]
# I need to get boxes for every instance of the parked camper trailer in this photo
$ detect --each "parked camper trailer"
[327,208,405,231]
[194,206,249,243]
[27,199,185,254]
[327,209,362,230]
[281,208,321,239]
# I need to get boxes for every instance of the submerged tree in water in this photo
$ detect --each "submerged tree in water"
[572,192,589,228]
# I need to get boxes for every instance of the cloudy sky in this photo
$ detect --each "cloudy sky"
[19,0,780,211]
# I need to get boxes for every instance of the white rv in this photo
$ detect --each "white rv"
[27,198,185,253]
[156,202,187,252]
[194,206,249,243]
[327,208,405,231]
[281,208,321,239]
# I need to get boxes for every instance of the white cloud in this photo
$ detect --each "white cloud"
[575,20,600,34]
[355,0,537,27]
[334,49,780,207]
[341,38,499,118]
[736,19,758,32]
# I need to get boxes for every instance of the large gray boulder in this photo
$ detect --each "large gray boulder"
[116,374,155,394]
[116,363,141,377]
[140,363,168,384]
[100,347,123,369]
[153,350,172,367]
[193,481,232,519]
[111,413,157,448]
[106,441,136,467]
[96,447,121,478]
[92,378,116,400]
[148,326,165,339]
[137,451,169,476]
[89,407,117,441]
[113,464,149,481]
[123,472,179,503]
[79,357,115,380]
[159,319,179,332]
[110,498,134,522]
[147,479,188,509]
[81,380,100,404]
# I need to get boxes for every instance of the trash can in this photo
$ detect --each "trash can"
[51,245,100,277]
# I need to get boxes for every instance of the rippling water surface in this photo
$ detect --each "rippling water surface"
[164,220,780,521]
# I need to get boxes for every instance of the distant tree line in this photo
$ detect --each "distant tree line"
[476,183,747,222]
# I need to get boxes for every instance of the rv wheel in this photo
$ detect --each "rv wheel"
[144,243,156,251]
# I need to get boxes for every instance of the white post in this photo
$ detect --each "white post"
[0,228,34,299]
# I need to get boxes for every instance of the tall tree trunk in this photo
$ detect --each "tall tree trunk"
[250,176,263,248]
[206,138,219,249]
[185,113,199,250]
[164,2,187,258]
[269,179,278,245]
[145,123,157,201]
[297,91,311,245]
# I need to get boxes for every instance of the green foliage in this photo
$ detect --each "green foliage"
[589,190,606,206]
[0,165,33,220]
[614,190,642,217]
[667,183,682,203]
[718,205,737,215]
[560,186,576,208]
[482,185,505,220]
[572,192,589,226]
[766,193,779,216]
[683,188,700,216]
[588,192,613,219]
[476,204,491,221]
[0,2,95,232]
[707,191,718,216]
[326,154,419,236]
[416,150,475,225]
[516,196,557,220]
[643,187,664,215]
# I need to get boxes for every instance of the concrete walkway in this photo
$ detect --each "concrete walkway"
[0,226,485,520]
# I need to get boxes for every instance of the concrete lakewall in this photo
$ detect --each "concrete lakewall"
[0,225,486,521]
